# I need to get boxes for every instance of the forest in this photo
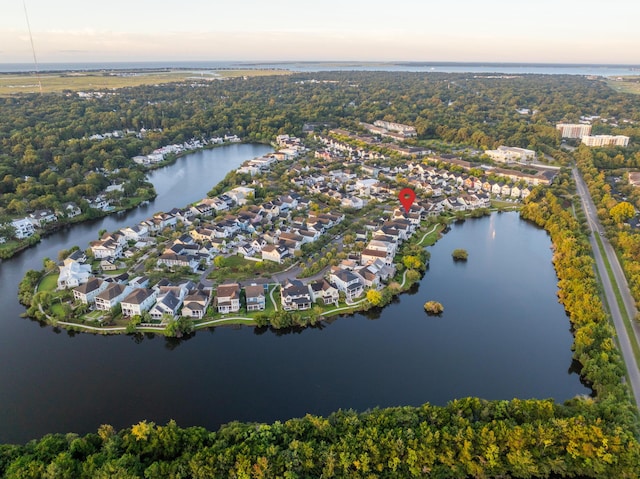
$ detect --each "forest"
[2,71,640,476]
[2,71,640,222]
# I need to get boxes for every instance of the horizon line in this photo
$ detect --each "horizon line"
[1,60,640,67]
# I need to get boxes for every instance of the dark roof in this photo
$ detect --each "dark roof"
[122,288,153,305]
[97,283,125,300]
[74,277,102,294]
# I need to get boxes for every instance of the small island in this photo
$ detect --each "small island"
[424,301,444,315]
[452,248,468,261]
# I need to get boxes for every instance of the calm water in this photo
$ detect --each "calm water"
[0,149,586,444]
[0,61,637,76]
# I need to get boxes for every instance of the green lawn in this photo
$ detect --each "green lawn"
[50,303,65,317]
[37,273,59,292]
[208,255,282,283]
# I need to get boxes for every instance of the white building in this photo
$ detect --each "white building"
[581,135,630,147]
[11,218,35,239]
[120,288,157,317]
[556,123,592,139]
[485,146,536,164]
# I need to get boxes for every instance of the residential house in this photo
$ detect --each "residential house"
[11,218,35,239]
[120,288,157,317]
[89,237,124,259]
[355,266,381,289]
[121,224,148,241]
[157,253,199,271]
[58,202,81,219]
[261,244,290,264]
[329,269,364,301]
[95,283,132,311]
[73,277,107,304]
[149,290,182,320]
[57,259,92,289]
[216,283,241,313]
[181,290,211,318]
[245,284,266,311]
[29,209,57,228]
[309,279,340,306]
[280,279,312,311]
[361,248,393,266]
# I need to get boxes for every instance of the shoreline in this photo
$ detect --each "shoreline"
[21,216,480,337]
[1,139,265,261]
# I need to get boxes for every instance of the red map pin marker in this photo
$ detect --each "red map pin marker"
[398,187,416,212]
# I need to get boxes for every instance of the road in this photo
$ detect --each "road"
[573,167,640,410]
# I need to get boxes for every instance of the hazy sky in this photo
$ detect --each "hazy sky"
[1,0,639,64]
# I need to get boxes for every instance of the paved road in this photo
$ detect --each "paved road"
[573,168,640,410]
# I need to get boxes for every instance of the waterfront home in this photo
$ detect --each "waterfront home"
[121,224,148,241]
[87,195,111,211]
[245,284,266,311]
[280,279,312,311]
[120,288,157,317]
[58,202,81,218]
[90,237,124,259]
[57,260,92,289]
[149,290,182,320]
[11,218,35,239]
[215,283,241,314]
[95,283,133,311]
[309,279,340,306]
[73,277,108,304]
[29,209,57,228]
[329,269,364,301]
[181,290,211,319]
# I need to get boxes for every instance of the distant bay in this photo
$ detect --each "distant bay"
[0,61,638,76]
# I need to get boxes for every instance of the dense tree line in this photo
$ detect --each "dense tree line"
[574,146,640,309]
[1,398,638,478]
[3,72,640,223]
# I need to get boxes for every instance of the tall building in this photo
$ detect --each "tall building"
[581,135,630,147]
[556,123,592,139]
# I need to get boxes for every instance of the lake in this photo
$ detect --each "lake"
[0,147,587,443]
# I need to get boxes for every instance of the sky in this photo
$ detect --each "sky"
[1,0,639,64]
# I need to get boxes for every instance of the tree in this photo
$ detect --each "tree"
[424,301,444,315]
[609,201,635,224]
[366,289,383,307]
[43,257,57,272]
[0,222,16,240]
[452,248,468,260]
[402,255,424,271]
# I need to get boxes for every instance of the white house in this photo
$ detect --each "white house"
[73,278,108,304]
[95,283,133,311]
[245,284,266,311]
[57,260,92,289]
[120,288,157,317]
[11,218,35,239]
[280,279,312,311]
[216,283,241,314]
[181,291,211,318]
[329,269,364,301]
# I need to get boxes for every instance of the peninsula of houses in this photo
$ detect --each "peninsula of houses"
[22,124,559,335]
